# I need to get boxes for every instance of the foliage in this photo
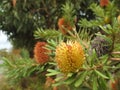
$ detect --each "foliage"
[0,0,120,90]
[38,1,120,90]
[0,49,46,90]
[0,0,86,55]
[34,28,61,40]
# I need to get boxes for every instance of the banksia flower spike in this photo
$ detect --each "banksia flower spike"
[12,0,17,7]
[90,36,110,57]
[58,17,73,34]
[110,78,120,90]
[45,77,57,90]
[55,41,85,73]
[100,0,109,7]
[118,15,120,24]
[34,42,49,64]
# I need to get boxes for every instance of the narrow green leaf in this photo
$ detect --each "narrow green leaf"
[47,39,57,47]
[27,67,38,76]
[98,78,107,90]
[46,72,60,76]
[52,81,65,87]
[65,73,76,84]
[94,70,108,79]
[93,77,97,90]
[46,45,55,50]
[55,76,63,82]
[90,49,98,66]
[46,69,60,76]
[48,62,56,65]
[99,25,110,34]
[74,71,88,87]
[47,69,60,73]
[100,55,108,64]
[2,57,14,67]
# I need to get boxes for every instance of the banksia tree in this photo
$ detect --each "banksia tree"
[0,0,120,90]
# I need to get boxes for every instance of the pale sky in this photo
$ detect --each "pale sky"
[0,31,12,50]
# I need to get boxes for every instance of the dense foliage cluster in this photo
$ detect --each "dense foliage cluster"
[0,0,120,90]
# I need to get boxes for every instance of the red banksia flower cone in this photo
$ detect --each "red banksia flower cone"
[58,18,73,34]
[100,0,109,7]
[55,41,85,73]
[12,0,16,7]
[111,80,118,90]
[34,42,49,64]
[45,77,57,90]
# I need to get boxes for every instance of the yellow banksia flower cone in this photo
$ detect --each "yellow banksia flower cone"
[118,15,120,24]
[55,41,85,73]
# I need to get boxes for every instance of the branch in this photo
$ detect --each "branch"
[110,58,120,61]
[111,51,120,55]
[109,52,120,61]
[79,64,103,71]
[41,0,49,15]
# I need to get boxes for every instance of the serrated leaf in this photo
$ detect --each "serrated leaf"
[94,70,108,79]
[74,71,88,87]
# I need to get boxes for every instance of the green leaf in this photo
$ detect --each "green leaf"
[90,3,104,17]
[52,81,65,87]
[94,70,109,79]
[90,49,98,66]
[48,62,56,66]
[55,76,63,82]
[45,44,56,50]
[27,67,38,76]
[79,19,100,28]
[74,71,88,87]
[93,77,97,90]
[98,78,107,90]
[47,39,57,47]
[2,57,14,67]
[46,69,60,76]
[65,73,77,84]
[99,26,109,34]
[100,55,108,64]
[47,69,59,73]
[34,28,60,40]
[20,49,30,59]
